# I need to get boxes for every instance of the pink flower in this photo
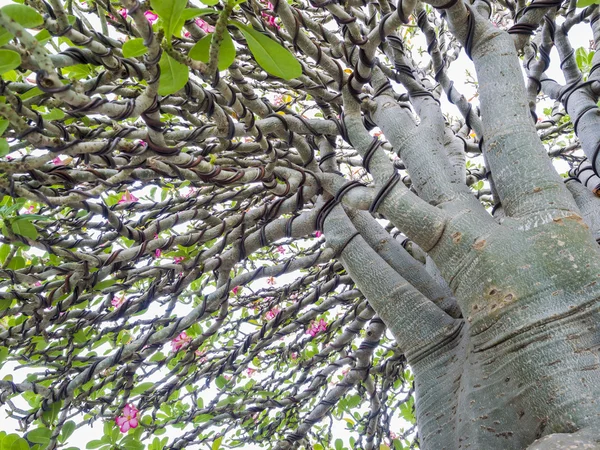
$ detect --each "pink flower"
[144,11,158,24]
[6,155,13,161]
[34,281,42,287]
[195,18,215,33]
[291,352,298,360]
[171,331,192,352]
[115,404,138,433]
[246,368,256,376]
[231,286,240,295]
[173,256,185,264]
[276,246,285,255]
[306,319,327,337]
[119,9,127,18]
[118,191,139,204]
[314,231,323,238]
[265,307,280,321]
[267,276,276,285]
[195,349,207,362]
[52,157,63,165]
[111,295,125,308]
[262,2,280,28]
[184,31,191,37]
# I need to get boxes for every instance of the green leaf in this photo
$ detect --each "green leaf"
[200,0,219,5]
[189,32,236,71]
[1,4,44,28]
[0,119,9,136]
[576,0,600,7]
[0,346,8,366]
[60,421,76,443]
[122,38,148,58]
[131,382,154,395]
[42,400,62,426]
[158,52,188,96]
[393,439,404,450]
[0,27,13,47]
[86,440,105,449]
[42,108,65,121]
[0,50,21,75]
[335,438,344,450]
[212,436,223,450]
[215,375,228,389]
[120,436,144,450]
[229,22,301,80]
[20,87,43,101]
[93,279,116,290]
[0,138,9,157]
[0,299,13,311]
[7,255,24,270]
[35,29,52,44]
[63,64,94,80]
[1,435,30,450]
[174,8,214,34]
[27,427,52,445]
[180,7,214,20]
[150,0,187,39]
[11,219,37,240]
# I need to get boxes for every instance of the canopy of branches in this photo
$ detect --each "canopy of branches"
[0,0,598,448]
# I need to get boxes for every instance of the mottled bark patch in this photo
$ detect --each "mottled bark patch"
[472,239,487,250]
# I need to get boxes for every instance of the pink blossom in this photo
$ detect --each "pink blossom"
[171,331,192,352]
[34,281,42,287]
[291,352,298,360]
[195,18,215,33]
[262,2,280,28]
[111,295,126,308]
[144,10,158,24]
[265,307,280,321]
[115,404,138,433]
[314,231,323,238]
[223,374,232,381]
[276,246,285,255]
[185,188,197,198]
[52,156,63,165]
[267,276,276,285]
[184,31,191,38]
[6,155,13,161]
[27,205,35,213]
[154,248,161,258]
[173,256,185,264]
[119,9,127,18]
[195,349,207,362]
[306,319,327,337]
[118,191,139,204]
[246,368,256,376]
[232,286,240,295]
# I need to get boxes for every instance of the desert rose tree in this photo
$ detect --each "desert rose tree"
[0,0,599,448]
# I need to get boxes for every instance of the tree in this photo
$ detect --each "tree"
[0,0,599,448]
